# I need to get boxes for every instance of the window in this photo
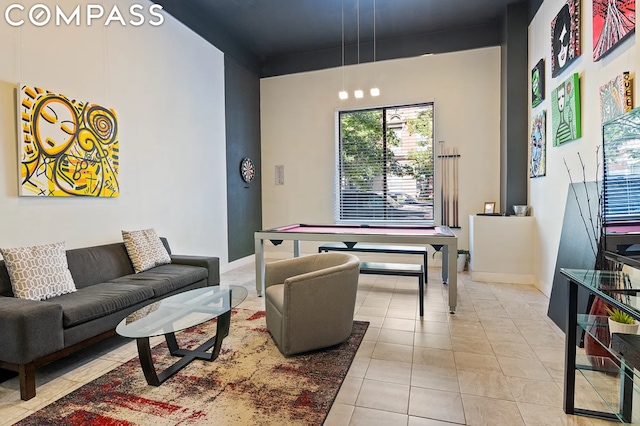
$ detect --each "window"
[603,107,640,223]
[336,103,434,223]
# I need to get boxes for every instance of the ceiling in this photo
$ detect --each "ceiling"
[159,0,539,77]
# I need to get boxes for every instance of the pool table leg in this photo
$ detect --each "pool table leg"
[441,245,449,284]
[293,239,301,257]
[255,237,265,296]
[448,241,457,313]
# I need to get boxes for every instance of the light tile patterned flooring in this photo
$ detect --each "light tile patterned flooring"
[0,262,628,425]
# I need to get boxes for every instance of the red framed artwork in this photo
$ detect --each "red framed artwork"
[593,0,636,61]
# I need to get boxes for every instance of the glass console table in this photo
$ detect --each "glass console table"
[561,268,640,423]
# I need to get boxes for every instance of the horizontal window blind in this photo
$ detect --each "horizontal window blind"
[603,108,640,223]
[337,103,434,223]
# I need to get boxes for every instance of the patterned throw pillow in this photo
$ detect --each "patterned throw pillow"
[0,241,77,301]
[122,228,171,273]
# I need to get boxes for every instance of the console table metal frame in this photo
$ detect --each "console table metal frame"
[562,268,638,423]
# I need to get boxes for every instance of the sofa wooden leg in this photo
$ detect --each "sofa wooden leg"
[19,363,36,401]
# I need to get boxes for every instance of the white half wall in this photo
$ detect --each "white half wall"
[260,47,501,257]
[0,1,228,263]
[529,0,638,296]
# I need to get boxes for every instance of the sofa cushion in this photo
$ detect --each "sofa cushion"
[66,243,135,289]
[109,264,207,297]
[0,261,12,297]
[46,282,154,327]
[0,242,77,301]
[122,229,171,273]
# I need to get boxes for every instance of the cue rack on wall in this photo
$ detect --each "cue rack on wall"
[438,141,461,228]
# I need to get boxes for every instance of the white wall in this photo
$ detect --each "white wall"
[529,0,638,296]
[0,1,229,264]
[260,47,501,256]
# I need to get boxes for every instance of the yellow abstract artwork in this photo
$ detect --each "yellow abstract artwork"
[17,84,119,197]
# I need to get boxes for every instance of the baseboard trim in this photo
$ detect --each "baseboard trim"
[470,271,534,285]
[222,255,255,273]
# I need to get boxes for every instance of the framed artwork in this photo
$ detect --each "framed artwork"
[551,73,581,146]
[532,59,545,108]
[483,202,496,214]
[599,71,633,123]
[593,0,635,61]
[17,84,119,197]
[530,110,547,178]
[551,0,581,77]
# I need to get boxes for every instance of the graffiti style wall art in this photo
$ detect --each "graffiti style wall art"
[593,0,635,61]
[530,110,546,178]
[551,0,581,77]
[599,72,633,123]
[17,84,119,197]
[532,59,545,108]
[551,73,581,146]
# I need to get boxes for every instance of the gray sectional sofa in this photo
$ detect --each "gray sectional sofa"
[0,238,219,400]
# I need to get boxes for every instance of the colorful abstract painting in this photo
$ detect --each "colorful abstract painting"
[17,84,119,197]
[551,73,581,146]
[599,72,633,123]
[593,0,635,61]
[551,0,581,77]
[532,59,545,108]
[530,110,546,178]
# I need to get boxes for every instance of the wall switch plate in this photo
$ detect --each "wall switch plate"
[275,165,284,185]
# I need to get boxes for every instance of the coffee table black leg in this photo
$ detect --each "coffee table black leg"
[137,337,162,386]
[211,310,231,360]
[165,332,180,356]
[135,315,232,386]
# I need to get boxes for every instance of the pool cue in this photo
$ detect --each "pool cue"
[439,142,445,225]
[442,146,446,225]
[443,147,449,226]
[453,148,458,227]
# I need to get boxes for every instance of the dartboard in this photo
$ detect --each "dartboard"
[240,158,256,183]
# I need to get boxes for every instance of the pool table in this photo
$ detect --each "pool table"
[254,223,458,313]
[605,222,640,256]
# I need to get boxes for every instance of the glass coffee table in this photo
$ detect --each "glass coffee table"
[116,285,248,386]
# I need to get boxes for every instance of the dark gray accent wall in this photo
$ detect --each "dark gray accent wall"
[500,1,529,214]
[529,0,544,22]
[262,23,501,77]
[225,56,262,261]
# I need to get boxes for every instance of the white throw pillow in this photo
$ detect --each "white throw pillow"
[0,241,77,301]
[122,228,171,273]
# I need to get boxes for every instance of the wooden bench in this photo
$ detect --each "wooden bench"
[318,243,428,282]
[359,261,425,316]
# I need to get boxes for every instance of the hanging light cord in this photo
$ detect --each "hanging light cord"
[373,0,376,62]
[341,0,345,87]
[356,0,360,66]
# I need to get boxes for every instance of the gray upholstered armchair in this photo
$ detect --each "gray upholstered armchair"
[264,252,360,356]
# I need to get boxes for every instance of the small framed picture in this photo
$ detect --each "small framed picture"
[484,202,496,214]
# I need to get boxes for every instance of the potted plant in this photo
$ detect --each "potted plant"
[457,249,470,272]
[606,306,639,338]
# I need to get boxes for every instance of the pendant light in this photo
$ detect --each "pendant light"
[354,0,363,99]
[338,0,348,100]
[370,0,380,97]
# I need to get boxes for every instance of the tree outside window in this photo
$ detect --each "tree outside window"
[338,103,434,223]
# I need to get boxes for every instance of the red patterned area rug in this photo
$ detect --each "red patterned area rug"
[16,309,368,426]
